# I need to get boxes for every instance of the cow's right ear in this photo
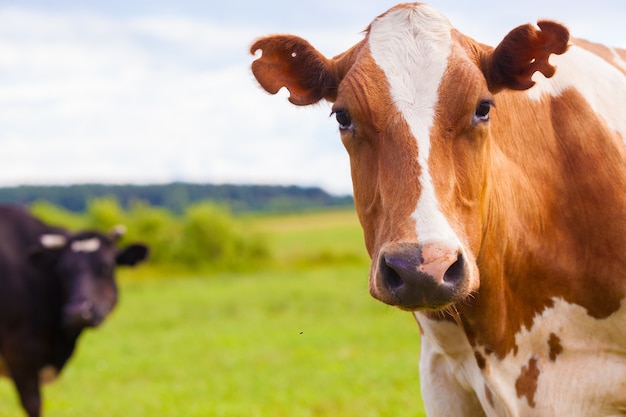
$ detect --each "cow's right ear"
[250,35,356,105]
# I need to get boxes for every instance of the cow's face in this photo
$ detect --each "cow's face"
[251,3,568,311]
[36,229,148,329]
[331,6,491,311]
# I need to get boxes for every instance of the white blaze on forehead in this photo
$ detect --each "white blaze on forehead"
[528,44,626,141]
[71,238,101,253]
[368,4,461,246]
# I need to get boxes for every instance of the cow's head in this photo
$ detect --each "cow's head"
[251,3,568,310]
[33,226,149,328]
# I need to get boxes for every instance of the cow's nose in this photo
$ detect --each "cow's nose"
[374,242,467,310]
[419,242,465,285]
[63,300,95,328]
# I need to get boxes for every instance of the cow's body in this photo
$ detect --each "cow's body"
[251,3,626,416]
[0,205,148,417]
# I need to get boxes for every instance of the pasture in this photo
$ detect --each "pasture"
[0,209,427,416]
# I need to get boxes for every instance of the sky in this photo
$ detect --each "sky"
[0,1,624,195]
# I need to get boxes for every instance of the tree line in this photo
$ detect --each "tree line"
[0,183,353,213]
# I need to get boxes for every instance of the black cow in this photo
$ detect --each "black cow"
[0,205,148,417]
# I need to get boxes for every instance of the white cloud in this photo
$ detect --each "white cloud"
[0,5,359,194]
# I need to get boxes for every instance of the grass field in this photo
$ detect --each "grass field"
[0,209,427,416]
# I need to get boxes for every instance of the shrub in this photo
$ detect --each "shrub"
[30,200,87,230]
[85,196,125,231]
[124,201,179,265]
[28,198,271,275]
[176,202,269,271]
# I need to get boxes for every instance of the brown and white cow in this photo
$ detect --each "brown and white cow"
[251,3,626,416]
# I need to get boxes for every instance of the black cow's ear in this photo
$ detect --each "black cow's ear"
[116,244,149,266]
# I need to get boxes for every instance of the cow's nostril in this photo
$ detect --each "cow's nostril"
[443,252,465,284]
[381,255,404,290]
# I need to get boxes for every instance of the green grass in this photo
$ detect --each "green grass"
[0,209,427,416]
[251,209,369,267]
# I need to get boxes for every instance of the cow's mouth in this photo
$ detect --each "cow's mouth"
[63,301,105,328]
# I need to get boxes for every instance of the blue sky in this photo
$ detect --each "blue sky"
[1,1,624,195]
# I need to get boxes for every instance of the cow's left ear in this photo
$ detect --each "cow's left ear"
[116,244,149,266]
[482,20,569,92]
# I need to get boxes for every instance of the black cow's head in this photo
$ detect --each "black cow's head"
[32,226,148,329]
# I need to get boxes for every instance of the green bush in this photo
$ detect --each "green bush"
[30,200,88,230]
[124,201,179,265]
[28,198,271,274]
[85,196,125,231]
[174,202,269,271]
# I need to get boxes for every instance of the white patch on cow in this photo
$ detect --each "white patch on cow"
[416,312,495,416]
[482,298,626,415]
[416,300,626,416]
[527,44,626,141]
[38,365,58,385]
[40,234,67,249]
[71,238,101,253]
[368,4,462,249]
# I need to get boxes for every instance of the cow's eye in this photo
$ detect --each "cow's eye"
[473,100,493,124]
[334,110,353,131]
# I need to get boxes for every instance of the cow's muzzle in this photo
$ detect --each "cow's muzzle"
[63,300,105,328]
[371,241,469,310]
